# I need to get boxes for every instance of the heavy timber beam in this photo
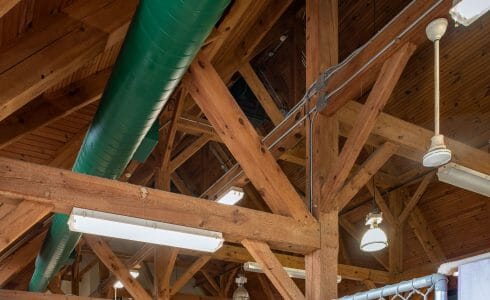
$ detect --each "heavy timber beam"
[0,289,107,300]
[0,68,110,149]
[0,200,51,252]
[170,256,211,296]
[304,0,339,298]
[0,0,137,122]
[0,158,319,253]
[0,231,47,287]
[320,43,416,211]
[317,0,451,116]
[200,0,490,200]
[184,54,314,224]
[0,0,21,18]
[154,246,178,299]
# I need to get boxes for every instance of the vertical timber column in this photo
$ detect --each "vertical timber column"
[389,189,404,274]
[305,0,339,299]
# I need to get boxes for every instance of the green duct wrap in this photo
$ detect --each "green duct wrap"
[29,0,229,291]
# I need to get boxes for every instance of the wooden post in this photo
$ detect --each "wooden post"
[389,189,404,274]
[305,0,339,299]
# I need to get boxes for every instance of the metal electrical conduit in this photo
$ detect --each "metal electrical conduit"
[339,274,448,300]
[29,0,230,291]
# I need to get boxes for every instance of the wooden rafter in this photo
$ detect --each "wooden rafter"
[0,68,110,149]
[320,43,416,211]
[0,200,51,252]
[0,0,137,122]
[200,270,222,297]
[388,190,404,274]
[185,54,313,223]
[0,157,319,253]
[257,274,277,300]
[0,231,46,287]
[239,62,284,125]
[48,129,87,169]
[0,289,107,300]
[337,142,399,210]
[242,239,305,300]
[155,91,186,190]
[398,172,435,224]
[0,0,21,18]
[366,182,397,228]
[407,204,446,264]
[170,256,211,296]
[95,243,154,296]
[154,247,178,300]
[169,134,212,173]
[85,236,151,300]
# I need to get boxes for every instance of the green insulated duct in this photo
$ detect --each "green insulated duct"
[29,0,229,291]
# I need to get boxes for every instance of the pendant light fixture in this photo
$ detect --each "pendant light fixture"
[422,18,452,168]
[360,211,388,252]
[232,275,250,300]
[360,178,388,252]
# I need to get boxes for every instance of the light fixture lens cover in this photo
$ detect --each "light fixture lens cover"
[438,162,490,197]
[450,0,490,26]
[423,148,452,167]
[217,186,245,205]
[360,227,388,252]
[68,208,224,252]
[423,135,452,167]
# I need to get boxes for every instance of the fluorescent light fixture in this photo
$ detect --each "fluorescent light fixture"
[437,162,490,197]
[216,186,245,205]
[113,270,139,289]
[450,0,490,26]
[360,212,388,252]
[243,262,342,283]
[68,208,224,252]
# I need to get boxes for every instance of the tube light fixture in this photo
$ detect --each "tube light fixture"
[216,186,245,205]
[68,208,224,252]
[437,162,490,197]
[243,262,342,283]
[450,0,490,26]
[360,212,388,252]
